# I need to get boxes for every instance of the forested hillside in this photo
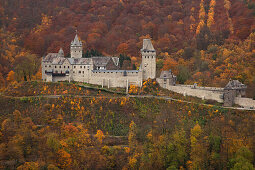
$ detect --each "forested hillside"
[0,82,254,169]
[0,0,255,97]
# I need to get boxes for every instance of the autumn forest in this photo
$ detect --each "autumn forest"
[0,0,255,169]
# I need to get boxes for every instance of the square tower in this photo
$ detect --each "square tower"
[70,34,83,58]
[141,39,156,80]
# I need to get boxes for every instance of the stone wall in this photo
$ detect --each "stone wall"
[88,70,143,88]
[234,97,255,109]
[165,85,224,103]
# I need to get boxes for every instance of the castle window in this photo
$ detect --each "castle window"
[45,70,47,73]
[64,66,65,68]
[55,66,57,68]
[45,65,47,67]
[84,66,86,68]
[49,65,51,68]
[68,66,69,68]
[152,56,153,59]
[74,66,76,68]
[80,66,82,68]
[73,71,75,73]
[59,66,61,68]
[79,71,81,73]
[82,71,84,74]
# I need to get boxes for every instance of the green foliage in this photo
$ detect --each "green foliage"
[82,49,102,58]
[119,54,131,68]
[177,65,190,84]
[46,133,61,152]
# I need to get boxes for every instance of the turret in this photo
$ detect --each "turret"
[70,33,83,58]
[141,39,156,80]
[58,48,64,57]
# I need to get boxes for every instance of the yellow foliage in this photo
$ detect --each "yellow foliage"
[196,20,205,35]
[129,85,139,94]
[128,156,137,169]
[6,70,15,83]
[124,147,130,153]
[95,130,105,144]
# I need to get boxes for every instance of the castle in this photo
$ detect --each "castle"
[42,33,255,109]
[42,34,156,88]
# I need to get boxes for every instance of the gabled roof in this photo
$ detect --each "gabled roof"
[92,57,112,67]
[159,70,176,79]
[141,39,155,52]
[112,57,119,66]
[58,48,64,57]
[68,58,92,65]
[224,80,247,90]
[71,34,82,47]
[43,53,61,63]
[52,57,67,65]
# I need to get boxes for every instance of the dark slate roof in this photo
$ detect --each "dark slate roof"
[92,70,139,73]
[224,80,247,90]
[42,53,60,63]
[159,70,176,79]
[51,57,67,65]
[92,57,112,67]
[141,39,155,52]
[68,58,92,65]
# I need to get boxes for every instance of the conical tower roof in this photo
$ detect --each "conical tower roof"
[58,48,64,56]
[71,34,82,47]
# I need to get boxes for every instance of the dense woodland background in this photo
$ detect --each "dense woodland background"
[0,0,255,169]
[1,0,255,98]
[0,81,254,169]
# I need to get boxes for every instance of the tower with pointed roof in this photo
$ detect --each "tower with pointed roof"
[141,39,156,80]
[70,33,83,58]
[58,48,64,57]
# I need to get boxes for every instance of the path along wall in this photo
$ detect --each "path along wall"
[166,85,224,103]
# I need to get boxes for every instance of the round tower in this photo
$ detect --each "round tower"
[70,33,83,58]
[141,39,156,80]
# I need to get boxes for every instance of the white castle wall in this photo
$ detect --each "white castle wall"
[167,85,223,102]
[157,80,224,103]
[88,71,143,88]
[234,97,255,108]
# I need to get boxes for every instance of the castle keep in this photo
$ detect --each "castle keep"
[42,34,156,88]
